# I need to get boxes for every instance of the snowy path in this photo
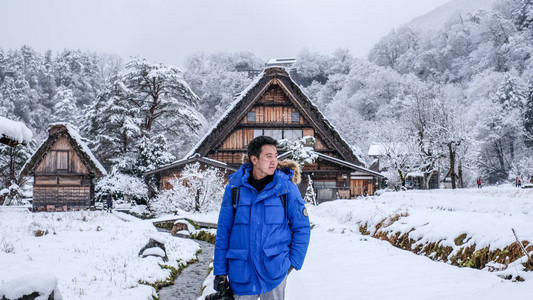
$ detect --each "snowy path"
[286,228,531,300]
[159,239,214,300]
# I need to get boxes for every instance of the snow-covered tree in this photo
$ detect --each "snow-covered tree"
[51,87,80,125]
[369,120,421,188]
[150,162,226,214]
[95,168,148,203]
[184,52,261,122]
[475,73,526,182]
[304,175,317,205]
[133,134,175,177]
[278,136,317,167]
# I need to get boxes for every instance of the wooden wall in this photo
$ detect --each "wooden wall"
[33,185,90,211]
[35,135,89,175]
[241,107,304,125]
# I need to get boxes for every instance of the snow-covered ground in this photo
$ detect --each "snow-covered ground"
[0,208,199,300]
[2,185,532,300]
[200,185,533,299]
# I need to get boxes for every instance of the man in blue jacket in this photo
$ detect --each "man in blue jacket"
[214,136,311,299]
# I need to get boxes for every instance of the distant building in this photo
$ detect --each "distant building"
[265,58,296,68]
[20,123,107,211]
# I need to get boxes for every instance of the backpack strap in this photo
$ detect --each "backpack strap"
[231,187,240,216]
[281,193,291,228]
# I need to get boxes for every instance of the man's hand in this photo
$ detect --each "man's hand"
[213,275,227,290]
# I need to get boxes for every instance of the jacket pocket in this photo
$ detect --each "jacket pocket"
[262,245,290,280]
[226,248,252,283]
[234,197,251,224]
[264,197,284,224]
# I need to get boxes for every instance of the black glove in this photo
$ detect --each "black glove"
[213,275,227,290]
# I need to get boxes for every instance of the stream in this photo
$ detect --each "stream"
[158,237,214,300]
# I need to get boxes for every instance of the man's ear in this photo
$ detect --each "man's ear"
[250,155,258,165]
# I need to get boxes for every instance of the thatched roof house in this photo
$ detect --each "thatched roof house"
[154,67,383,202]
[20,123,106,211]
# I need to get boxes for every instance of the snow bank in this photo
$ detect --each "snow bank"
[0,273,61,300]
[309,185,533,250]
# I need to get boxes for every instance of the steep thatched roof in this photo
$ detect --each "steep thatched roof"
[20,123,107,177]
[186,67,365,166]
[144,154,237,176]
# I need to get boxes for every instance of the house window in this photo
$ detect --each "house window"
[263,129,283,140]
[253,129,263,138]
[291,112,300,123]
[56,151,69,171]
[247,111,256,122]
[283,129,302,141]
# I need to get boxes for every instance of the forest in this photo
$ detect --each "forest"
[1,0,532,204]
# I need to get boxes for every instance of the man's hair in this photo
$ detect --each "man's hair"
[247,136,278,159]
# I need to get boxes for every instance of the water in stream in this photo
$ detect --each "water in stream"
[158,238,214,300]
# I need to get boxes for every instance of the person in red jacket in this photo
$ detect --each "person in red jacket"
[477,177,482,188]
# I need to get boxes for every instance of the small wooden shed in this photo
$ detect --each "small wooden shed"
[20,123,107,211]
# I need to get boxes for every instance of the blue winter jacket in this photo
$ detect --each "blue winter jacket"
[214,161,311,295]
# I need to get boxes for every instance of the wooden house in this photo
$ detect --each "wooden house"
[175,67,383,202]
[20,123,107,211]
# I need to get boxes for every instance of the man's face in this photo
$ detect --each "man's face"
[251,144,278,180]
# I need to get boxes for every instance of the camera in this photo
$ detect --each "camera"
[205,277,234,300]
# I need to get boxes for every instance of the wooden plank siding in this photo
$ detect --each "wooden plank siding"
[33,185,90,210]
[35,135,89,175]
[242,106,304,125]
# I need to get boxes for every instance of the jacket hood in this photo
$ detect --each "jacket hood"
[233,155,301,186]
[277,159,301,185]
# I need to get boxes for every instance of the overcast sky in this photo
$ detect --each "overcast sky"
[2,0,453,68]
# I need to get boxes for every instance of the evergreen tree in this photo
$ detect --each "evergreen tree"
[523,75,533,147]
[133,134,175,177]
[51,87,80,125]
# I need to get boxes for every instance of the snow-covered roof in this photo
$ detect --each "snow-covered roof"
[0,116,32,146]
[314,152,383,177]
[368,144,386,156]
[185,67,365,167]
[265,57,297,66]
[21,123,107,177]
[55,123,107,176]
[144,153,237,176]
[184,69,266,159]
[278,151,383,178]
